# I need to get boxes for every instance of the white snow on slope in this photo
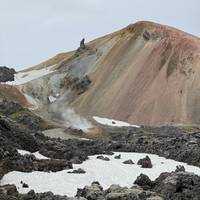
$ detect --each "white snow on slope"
[93,116,140,128]
[48,95,57,103]
[6,66,55,85]
[17,149,49,160]
[2,152,200,196]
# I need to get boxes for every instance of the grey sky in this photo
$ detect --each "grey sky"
[0,0,199,69]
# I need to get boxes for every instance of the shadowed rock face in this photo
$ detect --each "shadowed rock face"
[0,100,53,131]
[134,171,200,200]
[137,156,152,168]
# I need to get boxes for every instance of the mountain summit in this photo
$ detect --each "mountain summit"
[3,21,200,126]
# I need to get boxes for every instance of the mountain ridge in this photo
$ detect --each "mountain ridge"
[23,21,200,72]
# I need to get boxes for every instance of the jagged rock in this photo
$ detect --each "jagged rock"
[0,66,16,82]
[0,184,18,196]
[134,173,152,189]
[76,181,103,200]
[77,182,162,200]
[96,155,110,161]
[76,38,88,54]
[68,168,86,174]
[137,156,152,168]
[80,38,86,49]
[114,154,121,159]
[143,30,151,41]
[0,100,52,131]
[135,172,200,200]
[152,171,200,200]
[175,165,185,172]
[96,155,104,160]
[61,75,91,94]
[22,182,29,188]
[123,159,134,164]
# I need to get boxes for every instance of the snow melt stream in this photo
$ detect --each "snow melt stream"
[1,152,200,196]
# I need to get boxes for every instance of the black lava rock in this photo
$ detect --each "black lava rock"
[96,155,110,161]
[137,156,152,168]
[22,182,29,188]
[175,165,185,172]
[68,168,86,174]
[114,154,121,159]
[0,66,15,82]
[134,173,152,189]
[123,159,134,164]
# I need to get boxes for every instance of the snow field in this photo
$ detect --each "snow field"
[93,116,140,128]
[2,152,200,196]
[6,66,55,85]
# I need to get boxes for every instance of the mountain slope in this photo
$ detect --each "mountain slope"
[4,21,200,126]
[72,21,200,125]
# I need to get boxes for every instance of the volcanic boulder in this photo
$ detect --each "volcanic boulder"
[0,66,16,82]
[137,156,152,168]
[134,173,152,189]
[123,159,134,164]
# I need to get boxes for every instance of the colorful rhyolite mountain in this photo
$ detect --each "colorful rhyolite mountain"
[3,21,200,126]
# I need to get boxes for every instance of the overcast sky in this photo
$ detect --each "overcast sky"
[0,0,199,70]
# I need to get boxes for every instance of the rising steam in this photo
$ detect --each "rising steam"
[49,93,93,130]
[61,107,93,129]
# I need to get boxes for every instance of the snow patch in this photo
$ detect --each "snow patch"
[6,66,55,85]
[2,152,200,196]
[93,116,140,128]
[48,95,57,103]
[17,149,49,160]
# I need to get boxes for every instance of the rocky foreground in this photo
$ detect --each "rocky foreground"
[1,102,200,199]
[1,170,200,200]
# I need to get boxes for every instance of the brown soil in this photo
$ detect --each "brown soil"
[0,84,29,107]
